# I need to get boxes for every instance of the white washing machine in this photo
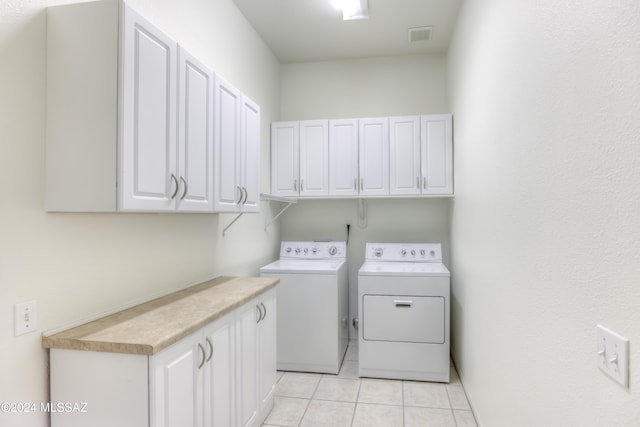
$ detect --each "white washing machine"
[260,241,348,374]
[358,242,450,382]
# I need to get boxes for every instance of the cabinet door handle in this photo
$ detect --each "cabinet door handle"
[394,300,413,307]
[360,178,364,191]
[205,338,213,363]
[293,179,298,192]
[180,176,188,200]
[300,179,304,192]
[236,186,243,205]
[354,178,357,190]
[417,176,420,189]
[423,176,427,189]
[170,174,179,199]
[241,186,248,205]
[261,302,267,320]
[197,343,206,369]
[256,304,263,323]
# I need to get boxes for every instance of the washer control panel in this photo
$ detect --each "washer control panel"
[280,241,347,260]
[365,243,442,262]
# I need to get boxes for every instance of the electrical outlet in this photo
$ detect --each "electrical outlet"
[14,300,37,336]
[597,324,629,387]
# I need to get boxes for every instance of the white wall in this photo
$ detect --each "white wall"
[0,1,280,426]
[448,1,640,425]
[278,55,451,337]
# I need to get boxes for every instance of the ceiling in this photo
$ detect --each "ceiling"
[232,0,463,64]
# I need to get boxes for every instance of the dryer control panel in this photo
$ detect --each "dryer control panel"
[365,243,442,263]
[280,241,347,260]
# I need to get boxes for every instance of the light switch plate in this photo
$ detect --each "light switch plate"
[14,300,37,336]
[597,324,629,387]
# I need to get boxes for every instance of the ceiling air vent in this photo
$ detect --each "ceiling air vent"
[408,26,433,43]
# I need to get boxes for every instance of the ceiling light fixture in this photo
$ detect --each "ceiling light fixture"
[331,0,369,20]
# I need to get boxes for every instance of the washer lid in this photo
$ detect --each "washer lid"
[260,259,346,275]
[358,261,450,277]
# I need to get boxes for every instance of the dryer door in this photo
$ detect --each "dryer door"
[362,295,445,344]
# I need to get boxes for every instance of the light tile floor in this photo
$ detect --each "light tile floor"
[262,341,477,427]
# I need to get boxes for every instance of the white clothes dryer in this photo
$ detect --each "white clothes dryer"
[358,243,450,382]
[260,241,348,374]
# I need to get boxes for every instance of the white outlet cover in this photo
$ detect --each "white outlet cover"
[14,300,37,336]
[597,324,629,388]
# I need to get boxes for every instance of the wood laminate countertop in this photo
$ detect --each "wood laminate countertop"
[42,276,279,356]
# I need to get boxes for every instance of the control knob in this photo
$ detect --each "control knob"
[374,248,383,257]
[411,249,416,256]
[328,246,338,256]
[295,248,301,254]
[420,249,426,256]
[312,247,318,254]
[401,249,407,257]
[303,248,308,254]
[286,247,292,253]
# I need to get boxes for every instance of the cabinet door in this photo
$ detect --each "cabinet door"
[421,115,453,194]
[150,332,202,427]
[236,301,260,427]
[257,292,277,415]
[214,75,242,212]
[299,120,329,196]
[329,119,359,196]
[240,95,261,212]
[271,122,300,197]
[177,47,214,212]
[359,118,389,196]
[389,116,421,195]
[203,314,235,427]
[120,4,177,211]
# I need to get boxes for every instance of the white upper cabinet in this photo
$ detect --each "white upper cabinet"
[119,4,178,211]
[240,96,261,212]
[177,47,215,212]
[213,76,242,212]
[213,75,261,213]
[270,122,300,197]
[299,120,329,196]
[270,120,329,197]
[421,114,453,195]
[359,118,390,196]
[329,119,359,196]
[45,0,259,213]
[389,116,421,195]
[271,115,452,199]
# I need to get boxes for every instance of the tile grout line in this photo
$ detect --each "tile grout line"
[349,375,363,427]
[297,372,324,427]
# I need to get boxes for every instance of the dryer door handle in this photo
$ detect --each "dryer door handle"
[394,300,413,307]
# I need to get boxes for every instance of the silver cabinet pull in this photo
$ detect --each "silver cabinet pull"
[236,186,243,205]
[294,179,298,192]
[197,343,206,369]
[205,337,213,362]
[170,174,179,199]
[241,187,248,205]
[261,302,267,320]
[256,304,263,323]
[417,176,420,189]
[300,179,304,192]
[394,300,413,307]
[423,176,427,189]
[354,178,357,190]
[180,176,188,200]
[360,178,364,191]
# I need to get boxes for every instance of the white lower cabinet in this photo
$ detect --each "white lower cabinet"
[150,312,234,427]
[236,292,277,427]
[49,289,276,427]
